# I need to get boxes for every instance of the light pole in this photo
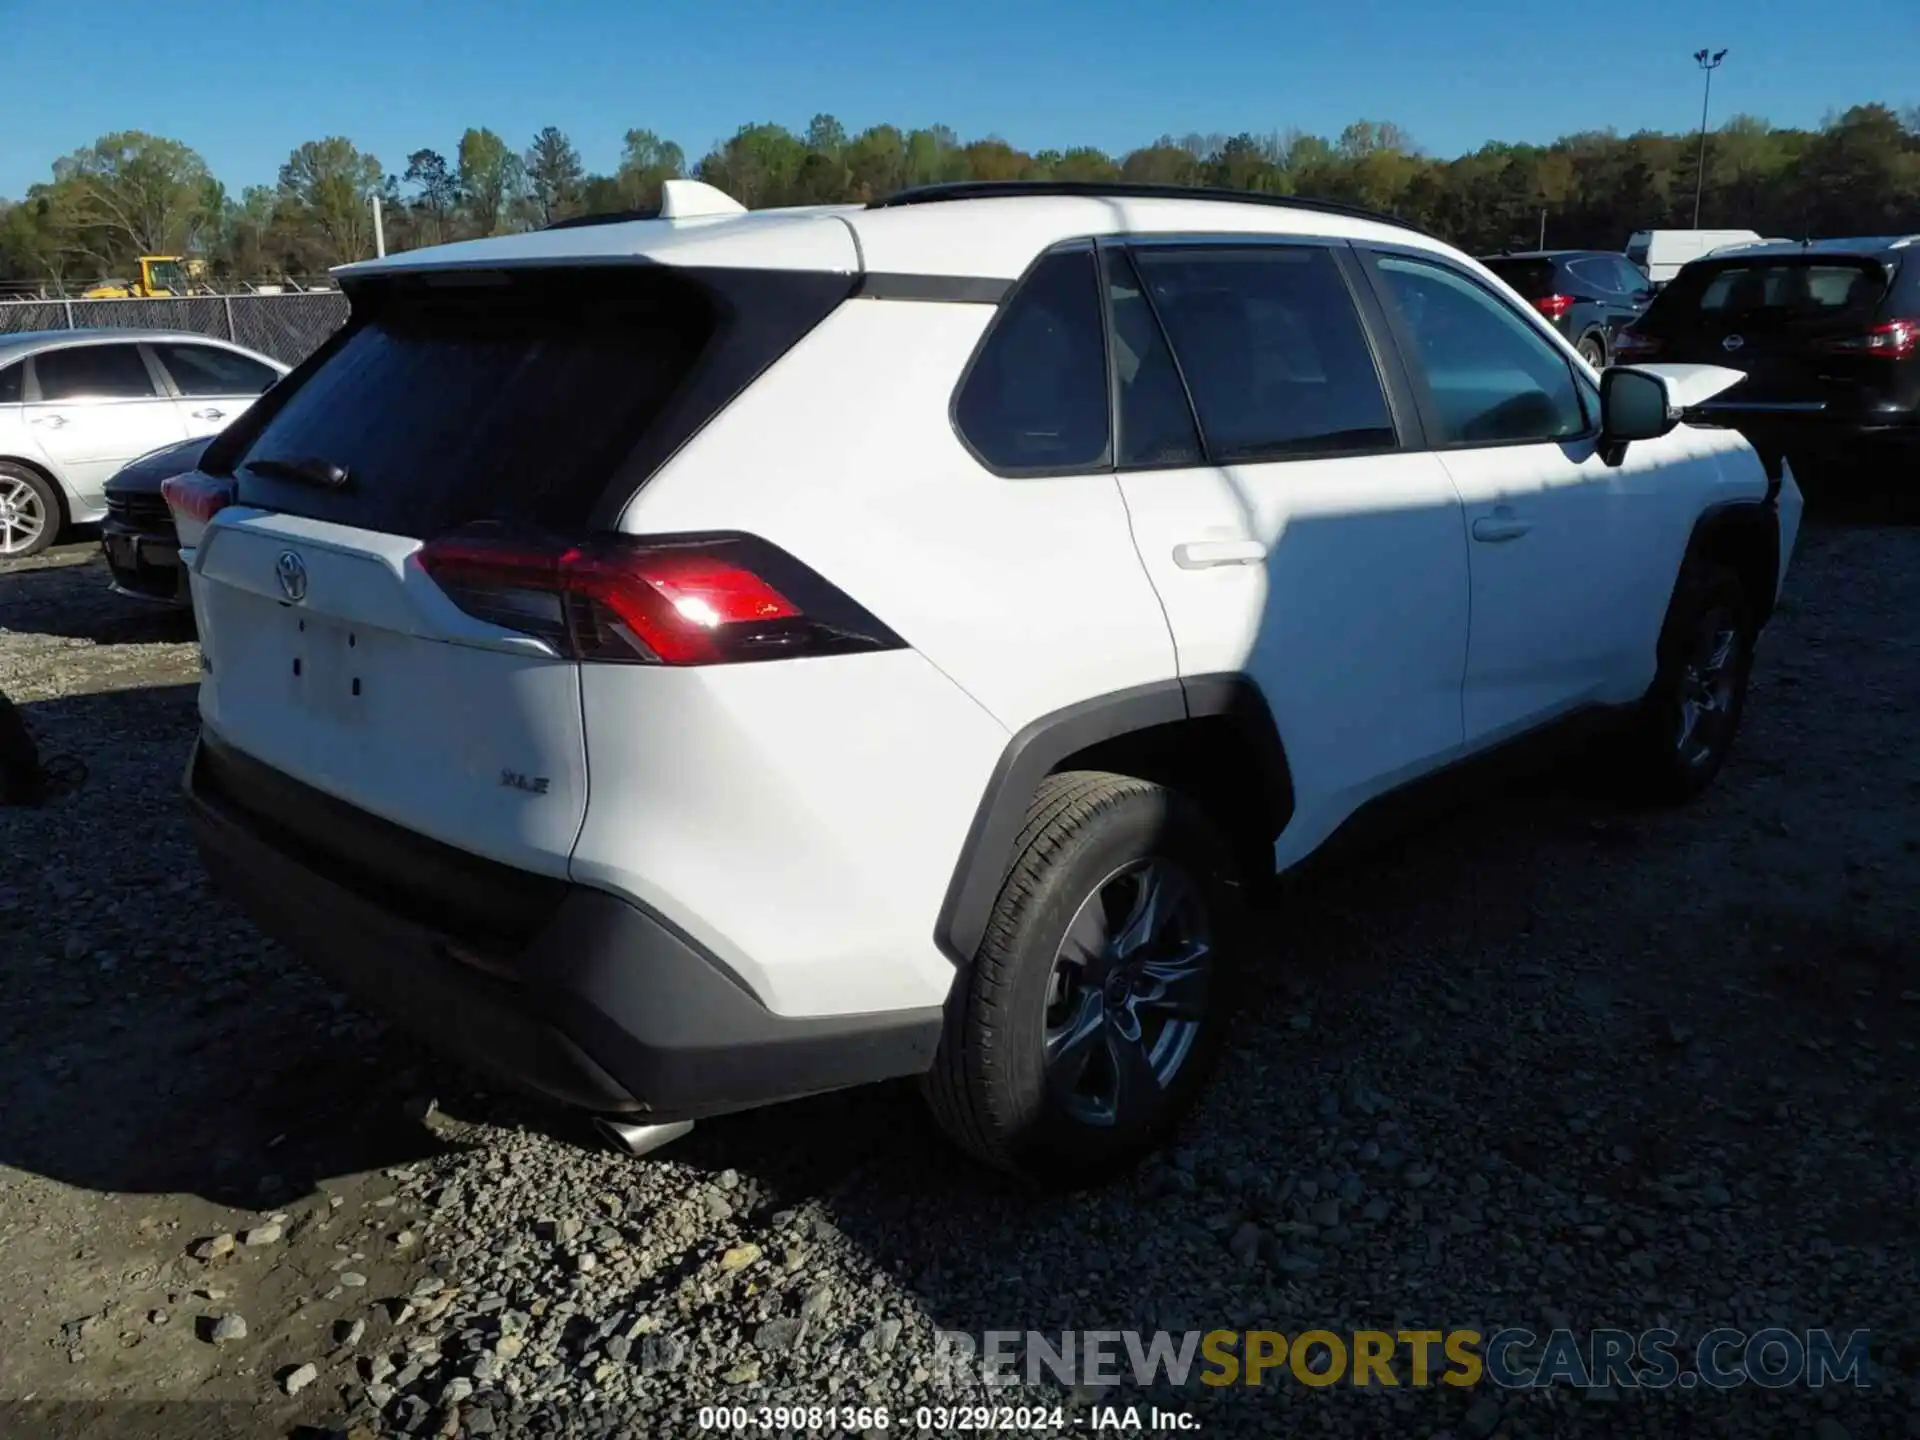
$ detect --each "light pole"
[1691,47,1727,228]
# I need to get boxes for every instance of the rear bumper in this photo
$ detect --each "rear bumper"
[183,731,943,1121]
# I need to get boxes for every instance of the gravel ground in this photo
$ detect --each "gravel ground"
[2,519,1916,1440]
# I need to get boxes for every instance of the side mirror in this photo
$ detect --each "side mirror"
[1599,366,1677,464]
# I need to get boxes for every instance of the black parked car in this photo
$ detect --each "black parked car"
[1479,250,1655,367]
[1613,236,1920,466]
[100,434,213,607]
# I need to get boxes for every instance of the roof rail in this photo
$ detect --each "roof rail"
[868,180,1430,237]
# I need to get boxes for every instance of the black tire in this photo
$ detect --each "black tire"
[0,461,62,559]
[1613,560,1755,806]
[1577,334,1607,368]
[922,770,1244,1186]
[0,689,45,806]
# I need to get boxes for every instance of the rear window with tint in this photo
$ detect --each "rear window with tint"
[217,267,849,538]
[1653,259,1889,330]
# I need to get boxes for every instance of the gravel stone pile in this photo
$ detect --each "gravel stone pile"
[2,525,1915,1439]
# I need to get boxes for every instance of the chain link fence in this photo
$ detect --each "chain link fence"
[0,292,351,367]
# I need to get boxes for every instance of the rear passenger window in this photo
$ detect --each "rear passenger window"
[0,363,20,405]
[955,249,1110,473]
[1566,258,1623,294]
[1374,255,1589,446]
[1130,245,1397,463]
[1106,251,1202,468]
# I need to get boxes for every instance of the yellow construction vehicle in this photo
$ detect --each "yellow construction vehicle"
[82,256,192,299]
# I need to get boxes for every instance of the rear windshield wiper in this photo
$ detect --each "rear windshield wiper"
[242,455,351,490]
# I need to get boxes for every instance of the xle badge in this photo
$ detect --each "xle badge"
[500,770,551,795]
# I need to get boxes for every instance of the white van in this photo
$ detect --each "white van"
[1626,229,1764,288]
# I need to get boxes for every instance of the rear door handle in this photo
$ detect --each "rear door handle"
[1471,514,1533,543]
[1172,539,1268,569]
[191,407,226,421]
[30,414,67,429]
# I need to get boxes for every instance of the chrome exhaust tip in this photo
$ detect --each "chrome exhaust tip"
[592,1116,694,1159]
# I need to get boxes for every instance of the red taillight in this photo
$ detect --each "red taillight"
[159,473,236,524]
[416,525,902,667]
[1533,294,1576,320]
[1612,330,1664,361]
[1815,318,1920,359]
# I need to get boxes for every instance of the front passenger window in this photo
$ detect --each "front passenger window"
[154,343,279,398]
[1375,255,1589,446]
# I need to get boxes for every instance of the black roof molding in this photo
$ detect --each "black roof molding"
[541,208,663,230]
[869,180,1432,238]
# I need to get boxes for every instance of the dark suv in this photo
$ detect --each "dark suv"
[1614,236,1920,462]
[1479,250,1654,367]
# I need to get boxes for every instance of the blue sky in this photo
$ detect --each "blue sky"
[3,0,1914,197]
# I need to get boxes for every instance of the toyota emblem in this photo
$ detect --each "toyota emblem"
[1721,334,1745,352]
[275,550,309,603]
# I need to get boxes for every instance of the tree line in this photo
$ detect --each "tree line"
[3,104,1918,290]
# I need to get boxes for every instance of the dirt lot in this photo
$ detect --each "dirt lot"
[1,518,1916,1440]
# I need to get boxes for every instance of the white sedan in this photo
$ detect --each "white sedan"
[0,329,287,557]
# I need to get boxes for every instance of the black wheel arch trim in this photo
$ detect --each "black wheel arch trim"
[1679,496,1782,629]
[934,674,1294,965]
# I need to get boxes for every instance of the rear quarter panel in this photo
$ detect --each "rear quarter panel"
[568,652,1010,1018]
[608,296,1180,730]
[581,297,1185,1016]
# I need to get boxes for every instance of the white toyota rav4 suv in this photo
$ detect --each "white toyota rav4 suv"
[169,179,1802,1185]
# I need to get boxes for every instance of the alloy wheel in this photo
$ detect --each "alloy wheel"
[1043,856,1213,1128]
[0,477,46,556]
[1675,603,1742,770]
